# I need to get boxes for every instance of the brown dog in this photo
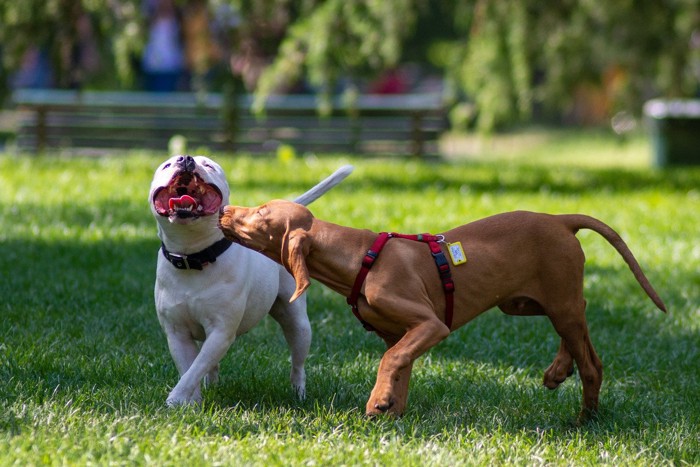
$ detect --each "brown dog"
[219,200,666,419]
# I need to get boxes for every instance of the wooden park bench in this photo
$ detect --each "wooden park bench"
[11,89,446,157]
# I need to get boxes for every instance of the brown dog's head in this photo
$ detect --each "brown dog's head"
[219,200,314,302]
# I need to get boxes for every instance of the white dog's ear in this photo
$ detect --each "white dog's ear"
[281,221,310,302]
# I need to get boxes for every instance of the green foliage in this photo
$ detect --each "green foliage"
[1,133,699,464]
[2,1,698,130]
[446,0,532,132]
[549,1,699,105]
[0,0,143,96]
[252,0,700,130]
[439,0,700,131]
[253,0,422,114]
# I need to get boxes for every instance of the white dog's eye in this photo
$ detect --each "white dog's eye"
[162,163,171,170]
[203,162,213,169]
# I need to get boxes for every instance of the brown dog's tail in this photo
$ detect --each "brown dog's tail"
[560,214,667,312]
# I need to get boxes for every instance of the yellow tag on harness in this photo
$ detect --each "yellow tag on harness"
[447,242,467,265]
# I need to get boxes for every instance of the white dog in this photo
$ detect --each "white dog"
[150,155,352,406]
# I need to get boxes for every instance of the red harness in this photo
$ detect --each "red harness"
[346,232,455,332]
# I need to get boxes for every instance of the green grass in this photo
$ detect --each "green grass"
[1,129,699,465]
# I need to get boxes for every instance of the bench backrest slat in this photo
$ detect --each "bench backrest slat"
[12,89,446,156]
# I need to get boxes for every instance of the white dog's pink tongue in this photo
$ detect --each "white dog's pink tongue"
[168,195,198,211]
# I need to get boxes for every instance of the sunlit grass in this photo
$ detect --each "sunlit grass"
[1,130,698,465]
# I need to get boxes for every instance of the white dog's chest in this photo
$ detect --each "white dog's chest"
[154,249,282,339]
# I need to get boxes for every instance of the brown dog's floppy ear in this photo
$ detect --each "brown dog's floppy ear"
[281,221,311,302]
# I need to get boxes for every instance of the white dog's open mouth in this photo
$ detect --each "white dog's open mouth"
[152,171,223,221]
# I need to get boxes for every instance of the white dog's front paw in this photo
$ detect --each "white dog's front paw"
[291,367,306,400]
[166,391,202,407]
[293,383,306,400]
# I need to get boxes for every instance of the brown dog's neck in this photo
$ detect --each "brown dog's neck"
[305,219,378,297]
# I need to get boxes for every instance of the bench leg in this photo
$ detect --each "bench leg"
[411,113,424,158]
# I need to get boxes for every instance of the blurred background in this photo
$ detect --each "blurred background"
[1,0,699,162]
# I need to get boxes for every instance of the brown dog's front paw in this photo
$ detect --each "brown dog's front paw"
[368,398,394,412]
[374,398,395,412]
[366,397,399,417]
[365,398,408,418]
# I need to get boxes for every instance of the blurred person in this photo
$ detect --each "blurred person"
[64,11,101,89]
[182,0,225,91]
[369,67,408,94]
[12,47,54,89]
[142,0,187,92]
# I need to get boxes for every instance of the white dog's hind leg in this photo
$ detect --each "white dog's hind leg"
[269,294,311,399]
[166,330,235,406]
[204,363,219,387]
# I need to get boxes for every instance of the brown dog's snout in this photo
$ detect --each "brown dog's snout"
[218,206,240,239]
[218,207,231,231]
[217,209,225,228]
[219,205,236,223]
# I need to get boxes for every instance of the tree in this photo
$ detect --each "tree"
[249,0,422,114]
[2,0,699,131]
[0,0,143,91]
[255,0,700,131]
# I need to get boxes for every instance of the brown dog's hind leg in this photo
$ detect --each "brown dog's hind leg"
[543,339,575,389]
[578,329,603,421]
[548,303,603,419]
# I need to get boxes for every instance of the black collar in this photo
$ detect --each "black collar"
[161,238,233,270]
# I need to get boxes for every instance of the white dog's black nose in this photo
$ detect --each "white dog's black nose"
[175,155,196,173]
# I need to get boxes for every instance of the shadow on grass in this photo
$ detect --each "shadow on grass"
[0,236,166,404]
[184,259,695,434]
[1,234,697,435]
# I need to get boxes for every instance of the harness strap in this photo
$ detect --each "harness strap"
[347,232,392,331]
[347,232,455,333]
[392,234,455,330]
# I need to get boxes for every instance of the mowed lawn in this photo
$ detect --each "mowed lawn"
[1,130,698,465]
